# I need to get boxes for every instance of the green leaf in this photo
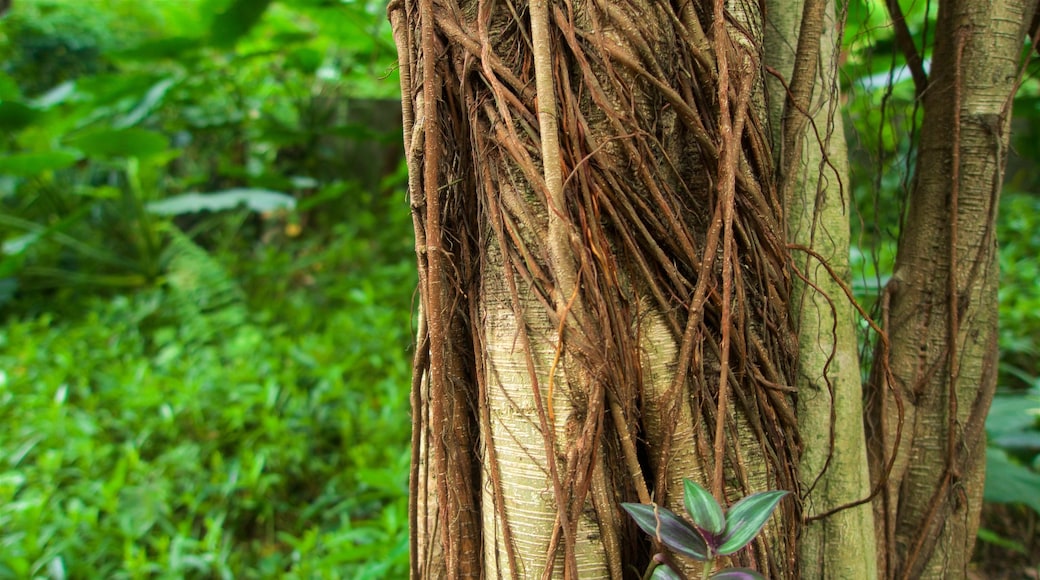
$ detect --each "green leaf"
[113,37,202,61]
[115,77,177,128]
[0,151,82,177]
[683,478,725,536]
[991,430,1040,452]
[0,72,21,100]
[0,239,28,276]
[976,528,1027,554]
[65,128,169,159]
[986,395,1039,436]
[710,568,766,580]
[146,189,296,216]
[209,0,274,48]
[287,47,324,74]
[622,502,709,561]
[984,447,1040,516]
[651,564,682,580]
[32,81,77,109]
[717,490,788,556]
[0,101,40,132]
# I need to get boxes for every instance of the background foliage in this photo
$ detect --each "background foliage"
[0,0,1037,576]
[1,0,412,577]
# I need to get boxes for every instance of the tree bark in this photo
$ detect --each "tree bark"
[763,1,877,578]
[390,0,803,577]
[866,1,1037,578]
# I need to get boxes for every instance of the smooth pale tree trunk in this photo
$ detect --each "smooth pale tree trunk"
[866,0,1037,577]
[390,0,804,577]
[763,1,877,578]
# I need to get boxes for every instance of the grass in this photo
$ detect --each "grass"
[0,213,415,578]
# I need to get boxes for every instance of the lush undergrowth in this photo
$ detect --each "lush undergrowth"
[1,0,415,574]
[0,219,415,578]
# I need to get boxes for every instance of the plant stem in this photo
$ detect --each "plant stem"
[702,558,714,580]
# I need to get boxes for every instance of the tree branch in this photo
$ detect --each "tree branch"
[884,0,929,99]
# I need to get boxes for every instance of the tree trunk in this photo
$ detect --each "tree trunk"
[390,0,802,577]
[866,1,1037,578]
[762,1,877,578]
[390,0,1038,575]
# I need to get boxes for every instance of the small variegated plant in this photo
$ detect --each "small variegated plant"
[621,479,789,580]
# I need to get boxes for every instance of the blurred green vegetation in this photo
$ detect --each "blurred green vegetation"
[1,0,412,576]
[0,0,1038,575]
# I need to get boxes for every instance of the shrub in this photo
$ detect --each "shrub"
[0,240,414,576]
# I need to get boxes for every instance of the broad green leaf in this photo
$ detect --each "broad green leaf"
[146,189,296,216]
[991,430,1040,452]
[2,233,36,255]
[986,395,1039,436]
[287,47,324,74]
[651,564,682,580]
[621,502,709,561]
[66,128,169,159]
[0,101,40,132]
[0,151,81,177]
[115,77,177,128]
[711,568,766,580]
[74,74,160,108]
[683,478,725,536]
[31,81,76,109]
[717,490,788,556]
[984,448,1040,516]
[209,0,274,47]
